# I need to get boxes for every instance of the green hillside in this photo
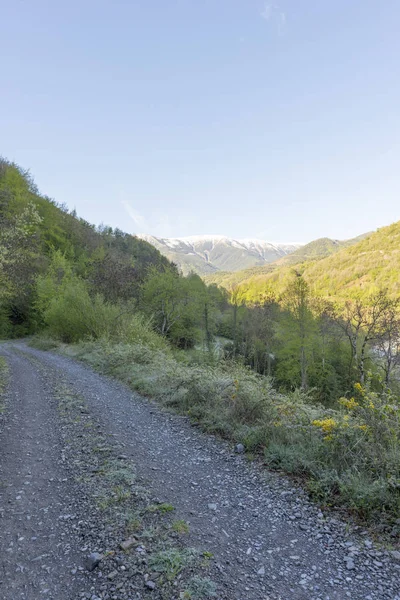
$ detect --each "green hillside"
[226,222,400,303]
[276,233,370,267]
[0,159,171,334]
[205,233,369,291]
[303,222,400,299]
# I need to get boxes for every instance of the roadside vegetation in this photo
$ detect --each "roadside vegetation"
[2,159,400,531]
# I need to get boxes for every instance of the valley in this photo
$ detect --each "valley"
[1,159,400,599]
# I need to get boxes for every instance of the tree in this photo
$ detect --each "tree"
[228,284,245,356]
[375,297,400,385]
[240,295,278,376]
[282,274,314,390]
[339,291,392,383]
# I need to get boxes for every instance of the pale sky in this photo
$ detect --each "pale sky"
[1,1,400,243]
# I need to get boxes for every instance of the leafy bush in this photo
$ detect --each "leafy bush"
[42,278,121,342]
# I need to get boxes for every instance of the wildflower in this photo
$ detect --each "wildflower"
[312,418,337,434]
[354,382,365,396]
[357,424,369,432]
[339,397,359,410]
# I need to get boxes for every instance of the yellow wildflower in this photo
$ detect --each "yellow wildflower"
[358,424,369,432]
[354,382,365,396]
[339,397,359,410]
[312,418,337,434]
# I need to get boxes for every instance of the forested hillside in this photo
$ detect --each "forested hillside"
[205,233,370,289]
[207,223,400,303]
[0,159,171,336]
[1,159,400,528]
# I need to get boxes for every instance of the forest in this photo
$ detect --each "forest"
[1,158,400,530]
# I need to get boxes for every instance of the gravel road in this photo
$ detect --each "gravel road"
[0,341,399,600]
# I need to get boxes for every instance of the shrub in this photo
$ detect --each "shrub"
[42,278,120,342]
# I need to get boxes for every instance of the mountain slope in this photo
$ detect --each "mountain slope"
[205,233,369,289]
[218,223,398,302]
[139,234,301,275]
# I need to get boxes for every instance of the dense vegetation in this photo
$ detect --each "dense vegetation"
[2,159,400,530]
[0,159,171,337]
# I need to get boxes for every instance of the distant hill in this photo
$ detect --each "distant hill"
[205,233,368,289]
[138,235,302,275]
[275,234,370,267]
[210,223,400,303]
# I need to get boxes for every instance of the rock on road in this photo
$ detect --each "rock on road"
[0,341,399,600]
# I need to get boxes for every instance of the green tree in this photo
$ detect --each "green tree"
[282,274,315,390]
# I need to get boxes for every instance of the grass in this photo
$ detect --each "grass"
[172,519,190,534]
[183,576,217,599]
[28,336,61,351]
[147,502,175,514]
[148,547,199,581]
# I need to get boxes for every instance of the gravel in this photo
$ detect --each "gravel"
[1,340,399,600]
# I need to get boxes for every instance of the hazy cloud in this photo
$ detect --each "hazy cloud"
[261,3,273,20]
[261,3,286,34]
[121,200,146,230]
[121,200,174,237]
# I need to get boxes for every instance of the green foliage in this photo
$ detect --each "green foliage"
[172,519,190,534]
[0,356,8,413]
[184,576,217,599]
[148,548,198,580]
[208,221,400,304]
[0,158,172,335]
[28,336,61,351]
[40,277,121,343]
[147,503,175,514]
[141,269,225,348]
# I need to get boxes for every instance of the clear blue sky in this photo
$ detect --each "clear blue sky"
[1,1,400,243]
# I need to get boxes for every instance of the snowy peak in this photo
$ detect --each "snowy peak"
[138,234,302,275]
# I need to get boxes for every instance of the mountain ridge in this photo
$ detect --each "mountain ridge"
[138,234,302,275]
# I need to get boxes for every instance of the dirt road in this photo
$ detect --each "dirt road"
[0,341,399,600]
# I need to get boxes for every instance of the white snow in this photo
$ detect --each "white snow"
[139,235,302,251]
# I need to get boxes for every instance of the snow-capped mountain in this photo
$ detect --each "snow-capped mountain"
[138,234,302,275]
